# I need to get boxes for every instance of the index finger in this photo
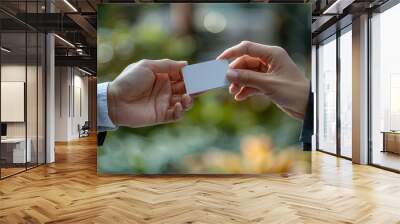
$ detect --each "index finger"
[140,59,187,81]
[217,41,274,62]
[229,55,265,70]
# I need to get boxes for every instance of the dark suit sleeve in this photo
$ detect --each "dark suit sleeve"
[97,131,107,146]
[300,86,314,151]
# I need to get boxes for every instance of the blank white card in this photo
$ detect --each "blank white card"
[182,60,229,95]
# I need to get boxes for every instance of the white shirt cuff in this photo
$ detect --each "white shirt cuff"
[97,82,117,132]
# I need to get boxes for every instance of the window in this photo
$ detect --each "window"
[339,27,352,158]
[370,3,400,171]
[317,36,337,154]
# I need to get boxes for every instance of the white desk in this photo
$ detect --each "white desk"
[1,138,31,163]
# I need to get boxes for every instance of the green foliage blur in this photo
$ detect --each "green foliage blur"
[97,4,311,174]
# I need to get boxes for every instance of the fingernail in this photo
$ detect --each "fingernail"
[226,69,238,80]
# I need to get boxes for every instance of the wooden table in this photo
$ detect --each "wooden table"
[382,131,400,154]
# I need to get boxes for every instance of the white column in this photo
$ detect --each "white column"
[46,33,55,163]
[46,1,55,163]
[352,14,369,164]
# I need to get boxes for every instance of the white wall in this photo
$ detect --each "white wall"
[72,73,89,138]
[1,65,26,139]
[54,67,89,141]
[55,66,69,141]
[1,65,43,138]
[1,63,46,164]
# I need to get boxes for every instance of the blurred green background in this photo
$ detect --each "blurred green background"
[97,3,311,174]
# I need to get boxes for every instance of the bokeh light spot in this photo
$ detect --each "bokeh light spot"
[203,11,226,34]
[98,43,114,64]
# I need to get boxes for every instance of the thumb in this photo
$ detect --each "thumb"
[226,68,265,89]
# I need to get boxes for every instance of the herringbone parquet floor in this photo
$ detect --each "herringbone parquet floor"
[1,136,400,224]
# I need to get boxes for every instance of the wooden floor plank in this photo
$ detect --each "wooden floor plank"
[0,136,399,224]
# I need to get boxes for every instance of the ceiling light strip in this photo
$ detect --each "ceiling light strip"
[1,47,11,53]
[63,0,78,12]
[78,67,92,76]
[323,0,355,15]
[54,34,75,48]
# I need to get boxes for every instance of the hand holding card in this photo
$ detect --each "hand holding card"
[182,60,229,95]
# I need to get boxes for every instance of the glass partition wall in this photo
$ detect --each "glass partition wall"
[0,2,46,179]
[0,29,27,177]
